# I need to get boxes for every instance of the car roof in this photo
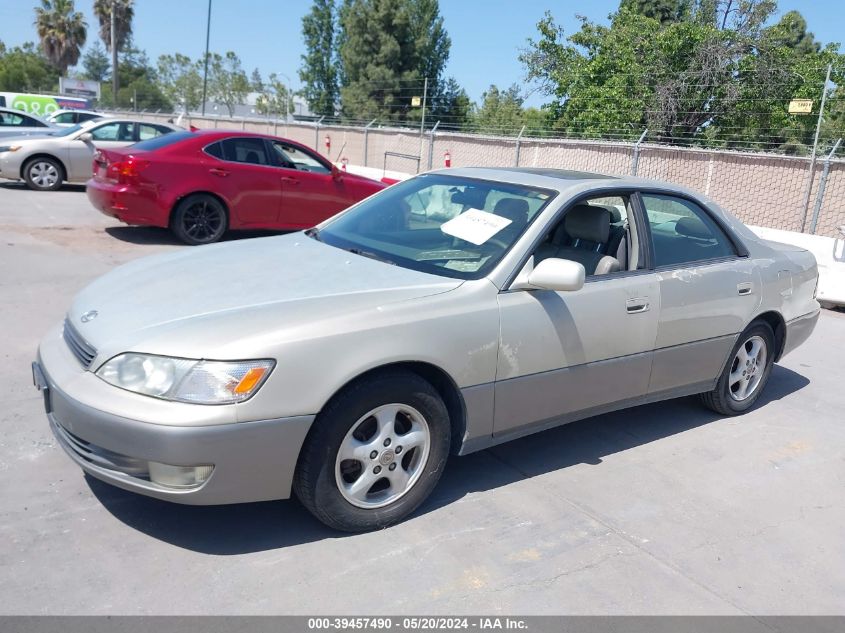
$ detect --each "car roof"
[0,106,50,123]
[189,129,308,144]
[49,109,103,116]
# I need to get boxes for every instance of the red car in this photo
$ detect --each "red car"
[86,130,386,244]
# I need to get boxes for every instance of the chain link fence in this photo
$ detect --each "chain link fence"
[114,110,844,239]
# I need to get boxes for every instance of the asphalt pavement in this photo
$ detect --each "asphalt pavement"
[0,181,843,615]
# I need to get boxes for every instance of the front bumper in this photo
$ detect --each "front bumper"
[35,354,314,505]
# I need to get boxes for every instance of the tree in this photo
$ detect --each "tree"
[429,77,471,130]
[33,0,87,75]
[98,44,170,110]
[468,84,526,134]
[250,68,264,93]
[338,0,451,122]
[82,41,110,81]
[93,0,134,101]
[299,0,339,116]
[519,1,844,149]
[207,51,250,116]
[0,41,60,92]
[157,53,202,113]
[255,73,294,118]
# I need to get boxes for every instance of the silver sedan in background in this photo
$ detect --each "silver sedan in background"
[33,168,820,531]
[0,106,56,139]
[0,117,180,190]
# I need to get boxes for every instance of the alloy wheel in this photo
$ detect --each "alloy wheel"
[729,335,767,401]
[335,403,431,509]
[181,200,223,242]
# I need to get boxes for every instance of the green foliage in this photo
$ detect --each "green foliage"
[465,84,551,136]
[92,0,134,52]
[337,0,450,122]
[207,51,250,117]
[157,53,202,112]
[429,77,471,130]
[33,0,87,75]
[82,41,110,81]
[0,41,60,92]
[299,0,339,116]
[520,1,845,151]
[98,44,170,110]
[255,73,295,118]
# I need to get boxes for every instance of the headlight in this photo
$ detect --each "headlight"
[96,353,274,404]
[0,145,22,153]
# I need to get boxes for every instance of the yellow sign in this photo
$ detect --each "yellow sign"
[788,99,814,114]
[411,96,421,107]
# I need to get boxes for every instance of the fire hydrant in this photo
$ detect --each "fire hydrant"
[324,135,331,155]
[444,150,451,167]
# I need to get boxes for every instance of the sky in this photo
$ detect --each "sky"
[0,0,843,108]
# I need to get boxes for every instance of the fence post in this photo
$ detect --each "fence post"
[427,121,440,170]
[800,63,832,232]
[809,138,842,235]
[363,118,377,166]
[314,115,325,152]
[515,125,526,167]
[631,128,648,176]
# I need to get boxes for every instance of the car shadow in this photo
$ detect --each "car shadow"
[0,182,86,192]
[88,364,809,554]
[104,226,293,246]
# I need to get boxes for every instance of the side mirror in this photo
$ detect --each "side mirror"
[522,258,585,292]
[79,132,93,142]
[331,164,343,180]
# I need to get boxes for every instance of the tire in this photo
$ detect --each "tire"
[23,157,64,191]
[701,320,776,416]
[293,370,451,532]
[171,194,228,245]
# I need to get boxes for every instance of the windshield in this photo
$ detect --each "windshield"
[314,174,556,280]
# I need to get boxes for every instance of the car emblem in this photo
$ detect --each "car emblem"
[80,310,98,323]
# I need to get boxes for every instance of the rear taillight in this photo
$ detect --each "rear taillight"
[106,156,150,183]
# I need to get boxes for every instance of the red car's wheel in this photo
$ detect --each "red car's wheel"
[171,194,228,245]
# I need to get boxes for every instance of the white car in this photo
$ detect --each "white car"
[0,106,56,139]
[46,109,105,127]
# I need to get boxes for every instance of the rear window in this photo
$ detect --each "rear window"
[131,130,191,151]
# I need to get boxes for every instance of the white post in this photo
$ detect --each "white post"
[800,64,832,232]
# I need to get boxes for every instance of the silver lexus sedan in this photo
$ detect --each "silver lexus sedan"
[33,168,820,531]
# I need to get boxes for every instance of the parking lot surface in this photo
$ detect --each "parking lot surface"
[1,182,843,615]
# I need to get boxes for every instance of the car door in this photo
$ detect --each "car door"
[67,121,136,179]
[201,137,281,226]
[638,192,761,396]
[494,193,661,436]
[269,140,349,228]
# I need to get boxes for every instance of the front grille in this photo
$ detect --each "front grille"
[62,319,97,368]
[53,421,149,479]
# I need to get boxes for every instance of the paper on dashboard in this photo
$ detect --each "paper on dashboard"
[440,208,512,245]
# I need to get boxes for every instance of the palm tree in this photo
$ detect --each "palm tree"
[34,0,87,76]
[93,0,135,103]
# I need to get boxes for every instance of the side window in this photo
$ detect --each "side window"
[0,112,33,126]
[138,124,164,140]
[641,194,735,267]
[220,137,270,165]
[204,141,224,159]
[56,112,77,124]
[271,141,330,174]
[534,195,637,276]
[79,113,100,123]
[90,122,134,141]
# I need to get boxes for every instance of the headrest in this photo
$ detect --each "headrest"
[451,188,487,208]
[606,205,623,223]
[675,216,711,239]
[493,198,529,225]
[564,204,611,243]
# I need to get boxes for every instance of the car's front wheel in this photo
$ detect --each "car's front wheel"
[23,157,64,191]
[701,320,775,415]
[294,370,451,532]
[171,194,228,245]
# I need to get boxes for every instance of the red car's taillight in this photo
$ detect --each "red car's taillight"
[106,157,150,183]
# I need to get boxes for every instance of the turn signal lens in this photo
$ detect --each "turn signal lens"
[234,367,268,394]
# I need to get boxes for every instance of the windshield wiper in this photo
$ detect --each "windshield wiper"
[304,227,321,241]
[346,247,395,265]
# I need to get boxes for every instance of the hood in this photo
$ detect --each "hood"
[68,233,461,358]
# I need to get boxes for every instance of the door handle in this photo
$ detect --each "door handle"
[737,282,753,296]
[209,168,229,177]
[280,176,300,185]
[626,298,650,314]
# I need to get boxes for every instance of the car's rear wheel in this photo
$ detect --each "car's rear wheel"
[171,194,228,245]
[701,321,775,415]
[293,370,451,532]
[23,157,64,191]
